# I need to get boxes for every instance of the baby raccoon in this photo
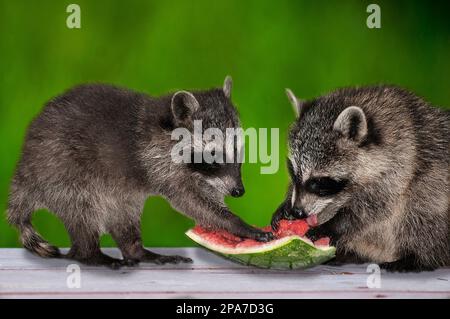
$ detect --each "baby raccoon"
[272,85,449,272]
[7,76,272,268]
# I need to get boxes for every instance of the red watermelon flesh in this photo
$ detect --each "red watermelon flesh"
[191,219,329,248]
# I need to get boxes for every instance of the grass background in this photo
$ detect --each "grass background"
[0,0,449,248]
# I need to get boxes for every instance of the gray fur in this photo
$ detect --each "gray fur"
[7,77,272,268]
[274,85,449,271]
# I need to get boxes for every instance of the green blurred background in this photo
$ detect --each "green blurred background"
[1,0,449,248]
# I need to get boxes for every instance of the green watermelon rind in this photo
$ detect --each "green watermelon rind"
[185,229,336,270]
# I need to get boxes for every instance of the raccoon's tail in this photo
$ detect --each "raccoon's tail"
[7,200,61,258]
[18,222,61,258]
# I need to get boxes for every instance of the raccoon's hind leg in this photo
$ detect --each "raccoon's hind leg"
[110,220,193,265]
[64,220,125,269]
[380,254,436,272]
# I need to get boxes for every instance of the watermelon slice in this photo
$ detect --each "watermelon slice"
[186,219,336,270]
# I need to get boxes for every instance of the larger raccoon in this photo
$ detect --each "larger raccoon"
[272,85,449,272]
[7,76,272,268]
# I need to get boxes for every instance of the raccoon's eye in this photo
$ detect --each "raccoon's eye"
[305,177,348,197]
[190,162,222,175]
[188,152,223,175]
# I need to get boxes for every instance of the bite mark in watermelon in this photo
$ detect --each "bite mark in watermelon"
[186,219,335,270]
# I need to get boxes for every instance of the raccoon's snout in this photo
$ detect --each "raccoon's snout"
[291,206,307,219]
[205,175,244,197]
[231,186,245,197]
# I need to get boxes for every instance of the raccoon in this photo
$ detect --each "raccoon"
[272,85,449,272]
[7,76,272,268]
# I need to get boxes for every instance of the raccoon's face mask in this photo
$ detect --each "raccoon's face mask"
[287,157,351,226]
[187,147,245,198]
[286,90,370,225]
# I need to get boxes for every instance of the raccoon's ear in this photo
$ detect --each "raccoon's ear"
[285,88,305,118]
[333,106,368,143]
[171,91,200,124]
[223,75,232,99]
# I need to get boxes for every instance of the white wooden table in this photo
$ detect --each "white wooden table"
[0,248,448,298]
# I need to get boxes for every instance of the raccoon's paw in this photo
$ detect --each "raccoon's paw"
[252,231,275,242]
[323,258,344,266]
[271,201,291,230]
[107,261,124,270]
[271,211,283,230]
[140,250,193,265]
[305,227,331,242]
[152,255,193,265]
[380,262,418,273]
[236,221,274,242]
[324,252,366,266]
[121,258,140,267]
[380,256,436,273]
[72,253,126,270]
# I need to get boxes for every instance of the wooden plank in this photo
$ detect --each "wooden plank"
[0,248,449,299]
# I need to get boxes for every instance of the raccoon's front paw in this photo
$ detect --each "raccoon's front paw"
[271,201,291,230]
[271,210,283,231]
[231,218,274,242]
[305,226,332,243]
[252,230,275,242]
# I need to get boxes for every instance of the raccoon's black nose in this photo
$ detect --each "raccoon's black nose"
[231,187,245,197]
[292,207,306,219]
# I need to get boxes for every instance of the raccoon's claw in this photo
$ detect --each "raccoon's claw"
[271,201,290,230]
[305,226,333,243]
[253,231,275,242]
[271,211,282,230]
[242,224,274,242]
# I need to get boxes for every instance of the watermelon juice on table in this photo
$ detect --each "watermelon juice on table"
[186,219,336,270]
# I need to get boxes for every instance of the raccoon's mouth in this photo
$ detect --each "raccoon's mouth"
[306,215,319,226]
[307,206,341,226]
